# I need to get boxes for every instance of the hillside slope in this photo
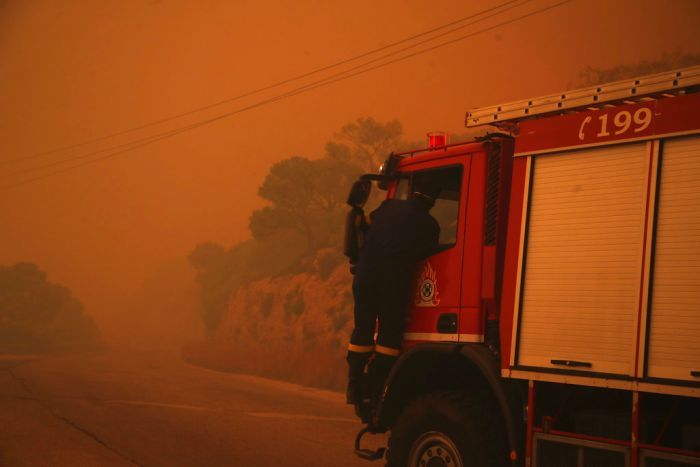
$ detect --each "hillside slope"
[184,259,354,390]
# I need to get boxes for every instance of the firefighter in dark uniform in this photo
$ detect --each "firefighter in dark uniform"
[346,178,440,415]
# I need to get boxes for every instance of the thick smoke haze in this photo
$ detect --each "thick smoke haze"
[1,0,699,347]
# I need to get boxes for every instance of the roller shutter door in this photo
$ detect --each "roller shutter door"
[647,136,700,382]
[517,143,648,375]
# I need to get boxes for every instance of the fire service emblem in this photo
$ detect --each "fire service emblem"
[415,262,440,307]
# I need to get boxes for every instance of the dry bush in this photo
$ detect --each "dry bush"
[184,261,354,391]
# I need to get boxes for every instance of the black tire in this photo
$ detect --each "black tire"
[386,390,508,467]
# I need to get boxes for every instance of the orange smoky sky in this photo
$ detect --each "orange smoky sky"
[1,0,699,339]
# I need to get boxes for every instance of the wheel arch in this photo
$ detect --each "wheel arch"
[377,343,526,466]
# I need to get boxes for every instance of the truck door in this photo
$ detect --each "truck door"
[398,158,471,345]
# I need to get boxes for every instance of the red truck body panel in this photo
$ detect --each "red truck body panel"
[393,92,700,390]
[379,69,700,467]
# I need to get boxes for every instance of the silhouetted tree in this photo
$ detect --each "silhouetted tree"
[335,117,403,172]
[191,117,409,332]
[0,262,100,352]
[250,155,362,252]
[189,242,227,272]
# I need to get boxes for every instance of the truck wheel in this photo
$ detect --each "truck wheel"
[387,390,507,467]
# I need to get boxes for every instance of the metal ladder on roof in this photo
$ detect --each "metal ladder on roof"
[465,65,700,128]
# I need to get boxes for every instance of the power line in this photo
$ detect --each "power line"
[2,0,574,190]
[3,0,573,189]
[3,0,525,166]
[7,0,537,179]
[295,0,577,100]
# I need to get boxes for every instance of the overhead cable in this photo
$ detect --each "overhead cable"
[2,0,575,190]
[7,0,537,179]
[3,0,526,165]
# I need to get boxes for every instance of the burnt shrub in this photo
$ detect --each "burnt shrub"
[259,292,275,318]
[283,287,305,319]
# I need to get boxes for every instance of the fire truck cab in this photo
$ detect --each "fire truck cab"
[353,66,700,467]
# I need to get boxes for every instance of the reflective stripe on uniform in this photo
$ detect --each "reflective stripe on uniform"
[375,345,400,357]
[348,343,374,353]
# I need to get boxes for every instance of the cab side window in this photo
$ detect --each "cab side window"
[413,166,463,248]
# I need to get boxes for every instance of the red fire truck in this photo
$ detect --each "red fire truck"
[351,65,700,467]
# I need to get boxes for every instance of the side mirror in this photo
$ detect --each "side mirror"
[347,180,371,208]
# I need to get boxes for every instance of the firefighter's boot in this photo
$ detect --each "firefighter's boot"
[346,350,371,405]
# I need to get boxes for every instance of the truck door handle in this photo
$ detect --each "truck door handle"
[437,313,457,333]
[551,359,592,368]
[691,371,700,378]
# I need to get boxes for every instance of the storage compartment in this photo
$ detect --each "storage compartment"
[516,143,649,375]
[646,135,700,382]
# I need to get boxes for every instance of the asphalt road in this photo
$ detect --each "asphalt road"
[0,350,381,467]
